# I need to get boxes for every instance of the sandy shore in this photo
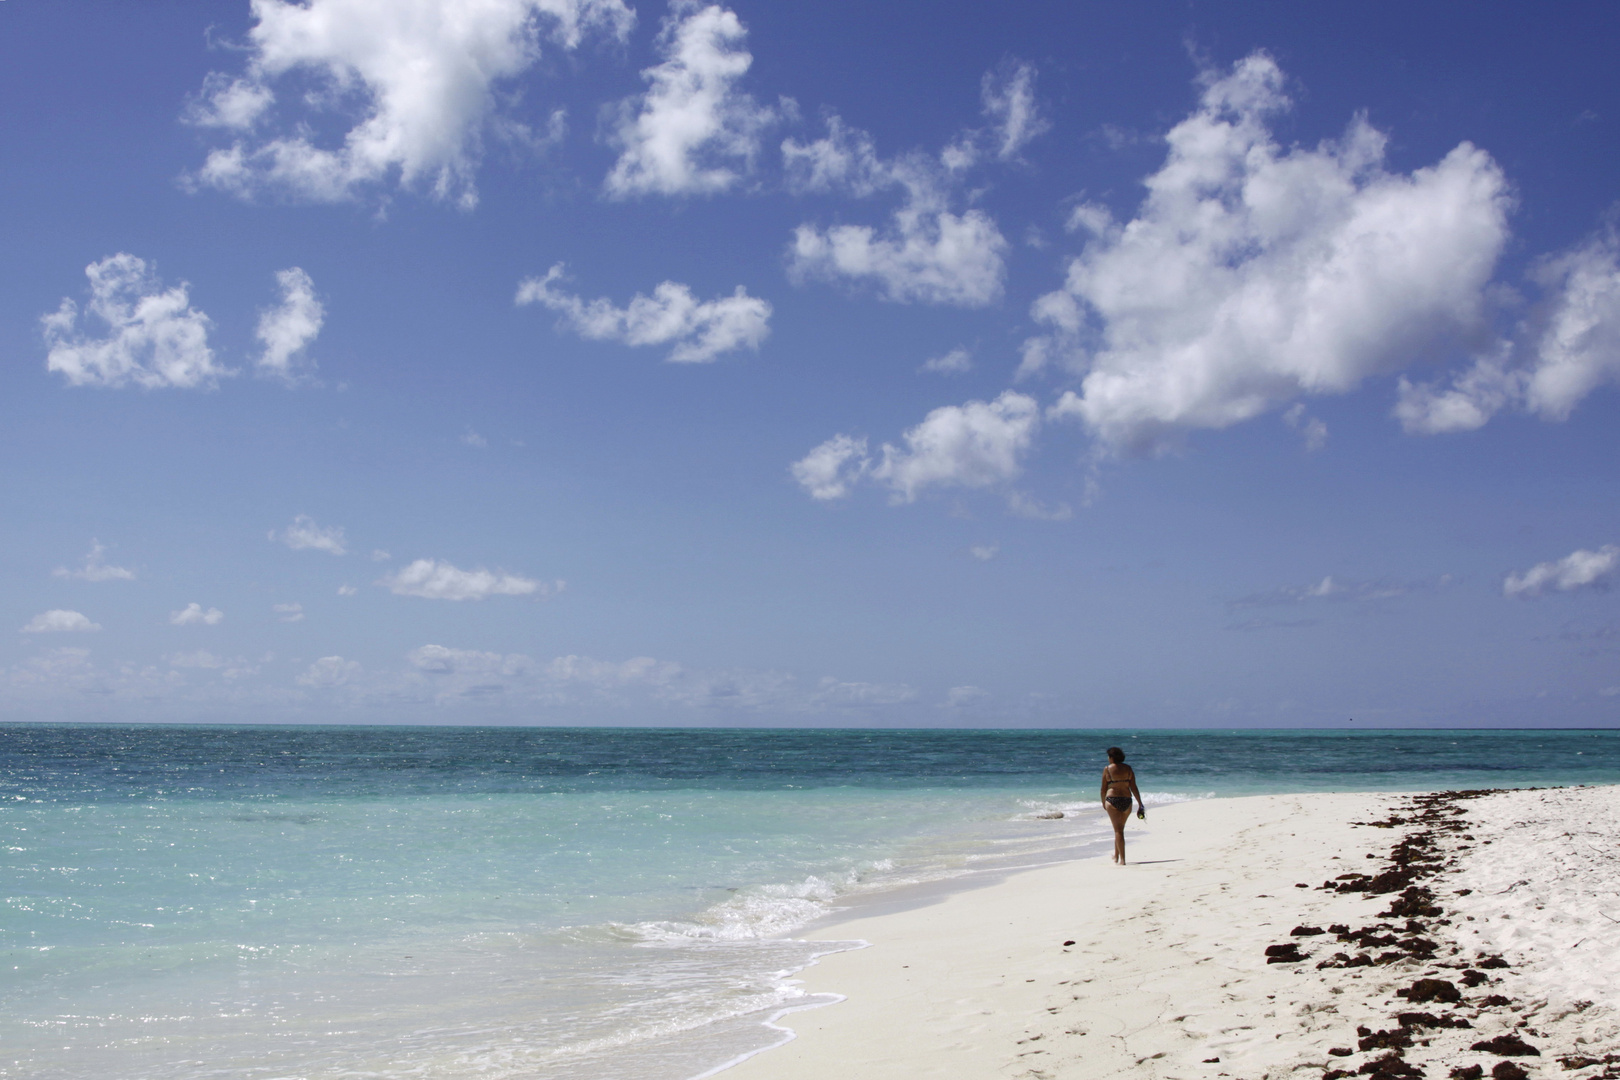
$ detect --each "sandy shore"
[723,786,1620,1080]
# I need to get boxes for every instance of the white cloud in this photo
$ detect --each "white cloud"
[1242,576,1344,606]
[869,391,1039,503]
[788,159,1008,306]
[1030,52,1510,453]
[255,267,323,382]
[1230,574,1440,609]
[1393,343,1519,435]
[462,428,489,448]
[783,108,1009,308]
[544,653,682,688]
[298,655,361,687]
[782,114,885,196]
[189,0,633,207]
[790,433,870,500]
[784,61,1041,196]
[408,644,533,677]
[604,2,777,198]
[380,558,557,600]
[371,549,392,561]
[22,610,101,634]
[1282,404,1329,451]
[1005,490,1073,521]
[273,602,305,623]
[1504,545,1620,598]
[811,676,918,708]
[42,254,226,390]
[1398,229,1620,433]
[1065,201,1114,237]
[919,347,972,375]
[171,603,225,626]
[337,584,359,597]
[271,514,348,555]
[944,685,989,708]
[516,264,771,363]
[185,72,275,130]
[969,543,999,561]
[981,61,1048,160]
[797,393,1039,504]
[1525,231,1620,418]
[53,541,134,583]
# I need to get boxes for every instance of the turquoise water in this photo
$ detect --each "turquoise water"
[3,725,1617,1079]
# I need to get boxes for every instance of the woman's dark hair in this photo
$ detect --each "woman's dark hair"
[1106,746,1125,764]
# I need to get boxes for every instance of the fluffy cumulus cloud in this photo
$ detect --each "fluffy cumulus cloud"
[783,96,1012,308]
[794,392,1039,503]
[1397,229,1620,433]
[43,254,226,390]
[1526,233,1620,417]
[787,153,1008,306]
[255,268,324,381]
[22,610,101,633]
[380,558,557,600]
[1026,53,1510,453]
[53,541,135,583]
[188,0,634,207]
[273,602,305,623]
[604,2,777,198]
[872,392,1039,502]
[516,264,771,362]
[781,114,885,196]
[789,434,869,500]
[271,515,347,555]
[1503,545,1620,598]
[170,603,225,626]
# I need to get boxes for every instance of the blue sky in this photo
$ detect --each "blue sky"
[3,0,1619,727]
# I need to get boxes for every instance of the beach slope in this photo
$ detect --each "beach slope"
[726,788,1620,1080]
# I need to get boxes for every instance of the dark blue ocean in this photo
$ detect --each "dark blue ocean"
[3,725,1617,1080]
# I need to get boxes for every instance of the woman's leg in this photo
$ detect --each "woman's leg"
[1104,802,1130,863]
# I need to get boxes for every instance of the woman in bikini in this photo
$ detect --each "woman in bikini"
[1100,746,1144,865]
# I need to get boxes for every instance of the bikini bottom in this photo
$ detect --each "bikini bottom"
[1105,796,1133,811]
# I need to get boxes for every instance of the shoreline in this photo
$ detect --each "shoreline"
[720,786,1620,1080]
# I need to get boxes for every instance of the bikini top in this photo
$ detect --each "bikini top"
[1102,767,1134,787]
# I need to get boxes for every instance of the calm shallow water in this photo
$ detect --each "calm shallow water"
[3,725,1617,1079]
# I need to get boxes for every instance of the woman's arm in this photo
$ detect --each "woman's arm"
[1100,770,1110,804]
[1128,775,1144,811]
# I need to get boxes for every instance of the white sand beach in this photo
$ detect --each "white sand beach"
[725,787,1620,1080]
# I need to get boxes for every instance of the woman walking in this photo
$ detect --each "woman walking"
[1100,746,1144,865]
